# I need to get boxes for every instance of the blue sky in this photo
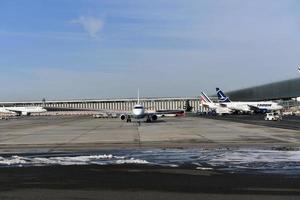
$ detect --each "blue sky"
[0,0,300,100]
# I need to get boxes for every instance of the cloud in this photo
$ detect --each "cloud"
[71,16,104,38]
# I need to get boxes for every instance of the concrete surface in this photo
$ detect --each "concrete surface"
[0,116,299,153]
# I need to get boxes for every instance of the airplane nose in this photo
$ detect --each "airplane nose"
[137,110,143,115]
[133,109,144,116]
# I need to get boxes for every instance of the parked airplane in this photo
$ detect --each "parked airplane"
[200,92,232,115]
[0,106,47,116]
[216,88,283,113]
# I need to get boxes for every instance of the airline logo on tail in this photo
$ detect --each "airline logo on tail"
[200,92,212,104]
[216,88,231,103]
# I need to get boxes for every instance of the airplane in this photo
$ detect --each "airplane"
[113,90,163,123]
[216,88,283,113]
[200,92,233,115]
[102,90,187,123]
[0,106,47,116]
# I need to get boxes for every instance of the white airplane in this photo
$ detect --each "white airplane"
[119,104,158,123]
[216,88,283,113]
[200,92,232,115]
[118,90,159,123]
[0,106,47,116]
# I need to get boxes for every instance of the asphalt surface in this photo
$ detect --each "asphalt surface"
[200,114,300,131]
[0,115,299,153]
[0,165,299,200]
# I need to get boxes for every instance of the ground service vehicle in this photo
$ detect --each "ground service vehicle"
[265,112,282,121]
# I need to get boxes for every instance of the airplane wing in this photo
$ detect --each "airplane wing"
[0,108,16,114]
[93,109,132,116]
[147,109,185,117]
[219,103,228,108]
[219,104,250,112]
[247,105,260,112]
[4,108,22,116]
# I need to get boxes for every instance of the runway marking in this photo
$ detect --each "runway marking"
[134,123,142,148]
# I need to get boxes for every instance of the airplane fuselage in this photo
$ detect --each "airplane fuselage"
[132,104,146,119]
[221,101,283,113]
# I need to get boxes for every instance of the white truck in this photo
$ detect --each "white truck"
[264,112,282,121]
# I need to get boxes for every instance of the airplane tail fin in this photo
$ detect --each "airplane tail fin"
[200,92,213,103]
[137,88,140,104]
[216,88,231,103]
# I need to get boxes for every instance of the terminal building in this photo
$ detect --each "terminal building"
[226,78,300,109]
[42,97,203,112]
[1,97,204,112]
[227,78,300,101]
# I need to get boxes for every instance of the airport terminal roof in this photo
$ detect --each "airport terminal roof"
[0,97,199,105]
[226,78,300,101]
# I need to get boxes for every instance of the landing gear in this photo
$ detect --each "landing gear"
[126,116,131,123]
[146,117,151,123]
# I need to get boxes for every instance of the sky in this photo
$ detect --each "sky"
[0,0,300,101]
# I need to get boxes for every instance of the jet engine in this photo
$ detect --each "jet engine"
[151,114,158,121]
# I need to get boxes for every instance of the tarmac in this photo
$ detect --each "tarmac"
[201,114,300,131]
[0,115,299,153]
[0,115,299,200]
